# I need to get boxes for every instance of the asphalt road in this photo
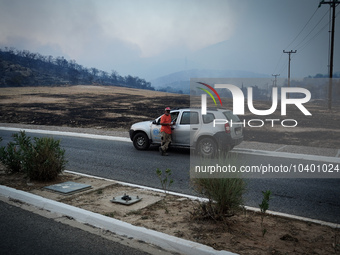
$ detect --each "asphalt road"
[0,200,153,255]
[0,129,339,224]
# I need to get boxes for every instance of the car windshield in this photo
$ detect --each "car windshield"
[223,111,240,122]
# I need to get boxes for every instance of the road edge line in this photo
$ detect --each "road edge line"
[0,127,131,142]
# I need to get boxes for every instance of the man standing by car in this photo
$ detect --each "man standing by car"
[159,107,174,156]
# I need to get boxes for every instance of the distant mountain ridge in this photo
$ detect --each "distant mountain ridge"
[2,46,338,95]
[150,69,270,94]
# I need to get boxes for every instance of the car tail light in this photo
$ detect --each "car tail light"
[225,123,230,133]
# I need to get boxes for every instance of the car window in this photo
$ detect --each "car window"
[180,111,199,125]
[171,111,179,122]
[155,111,179,125]
[223,111,240,121]
[203,113,215,123]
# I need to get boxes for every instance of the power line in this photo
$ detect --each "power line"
[295,9,340,61]
[272,6,324,75]
[272,52,284,76]
[273,2,338,84]
[293,8,330,50]
[278,61,288,77]
[284,7,320,50]
[296,18,329,52]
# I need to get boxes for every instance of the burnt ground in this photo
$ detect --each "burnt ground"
[0,92,188,128]
[239,101,340,148]
[0,86,339,148]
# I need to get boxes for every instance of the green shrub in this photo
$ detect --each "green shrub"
[0,142,22,173]
[156,168,174,195]
[0,131,67,181]
[24,137,67,181]
[259,190,271,237]
[192,178,246,220]
[259,190,271,216]
[0,131,31,173]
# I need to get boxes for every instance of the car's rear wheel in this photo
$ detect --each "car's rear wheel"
[133,132,150,150]
[197,137,217,158]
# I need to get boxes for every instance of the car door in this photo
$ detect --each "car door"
[172,110,200,147]
[150,117,162,143]
[150,111,179,144]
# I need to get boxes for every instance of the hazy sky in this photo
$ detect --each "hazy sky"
[0,0,339,81]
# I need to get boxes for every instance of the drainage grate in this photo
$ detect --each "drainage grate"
[44,181,92,195]
[110,194,142,205]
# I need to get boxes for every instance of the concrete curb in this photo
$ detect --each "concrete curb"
[0,185,237,255]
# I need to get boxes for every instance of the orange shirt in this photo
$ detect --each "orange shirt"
[160,114,172,134]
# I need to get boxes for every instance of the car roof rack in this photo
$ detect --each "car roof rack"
[170,107,228,111]
[187,107,227,110]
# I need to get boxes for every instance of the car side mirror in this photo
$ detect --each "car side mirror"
[153,119,161,125]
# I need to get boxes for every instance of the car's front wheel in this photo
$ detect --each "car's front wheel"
[197,137,217,158]
[133,132,150,150]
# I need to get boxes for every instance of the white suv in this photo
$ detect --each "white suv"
[129,108,243,157]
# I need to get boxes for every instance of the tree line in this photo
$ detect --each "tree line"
[0,47,154,90]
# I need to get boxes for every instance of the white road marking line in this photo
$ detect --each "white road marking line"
[0,127,131,142]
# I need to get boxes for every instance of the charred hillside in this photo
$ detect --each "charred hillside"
[0,47,154,90]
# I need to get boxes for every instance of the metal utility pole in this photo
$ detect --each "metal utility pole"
[319,0,339,110]
[283,50,297,98]
[270,74,280,101]
[272,74,280,87]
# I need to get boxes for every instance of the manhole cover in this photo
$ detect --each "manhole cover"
[44,181,92,195]
[111,194,142,205]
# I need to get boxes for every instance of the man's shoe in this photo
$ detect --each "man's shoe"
[163,152,169,156]
[159,147,164,156]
